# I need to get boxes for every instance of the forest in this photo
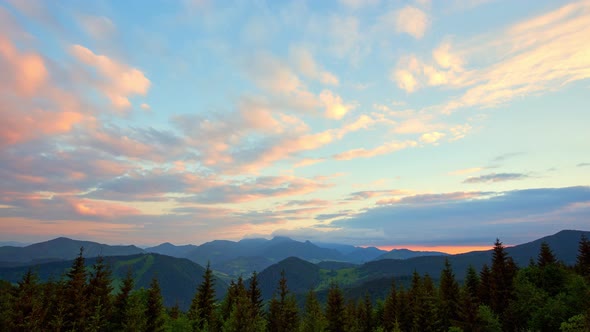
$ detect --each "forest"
[1,237,589,332]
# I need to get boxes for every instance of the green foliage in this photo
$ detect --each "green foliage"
[382,279,397,332]
[560,314,587,332]
[438,258,460,331]
[267,271,299,332]
[300,289,326,332]
[146,277,166,332]
[64,247,89,331]
[576,234,590,278]
[476,305,502,332]
[189,262,217,330]
[538,241,557,267]
[325,283,345,332]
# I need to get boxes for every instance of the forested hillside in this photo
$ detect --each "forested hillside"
[1,235,589,331]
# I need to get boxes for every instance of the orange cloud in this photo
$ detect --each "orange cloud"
[334,140,417,160]
[70,45,150,109]
[68,198,141,218]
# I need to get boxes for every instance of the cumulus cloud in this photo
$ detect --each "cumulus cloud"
[320,90,355,119]
[333,140,417,160]
[395,6,430,39]
[290,46,339,85]
[463,173,529,184]
[70,45,150,109]
[420,131,445,144]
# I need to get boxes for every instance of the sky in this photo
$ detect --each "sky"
[1,0,589,253]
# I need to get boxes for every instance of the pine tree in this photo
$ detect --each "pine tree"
[224,277,265,332]
[576,234,590,278]
[413,273,436,332]
[537,242,557,267]
[396,287,411,332]
[87,256,113,332]
[464,265,480,302]
[457,285,479,332]
[267,271,298,332]
[112,269,134,331]
[300,289,327,332]
[478,264,491,306]
[438,258,460,330]
[343,298,359,332]
[189,262,217,330]
[358,294,373,332]
[382,279,397,332]
[64,247,89,331]
[490,239,517,330]
[145,277,165,332]
[11,270,45,332]
[325,282,345,332]
[247,271,264,319]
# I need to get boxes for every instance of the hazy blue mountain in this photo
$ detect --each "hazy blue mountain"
[184,236,345,270]
[256,256,321,300]
[374,248,449,260]
[0,253,226,310]
[344,246,388,263]
[145,242,198,257]
[253,229,590,302]
[0,237,144,265]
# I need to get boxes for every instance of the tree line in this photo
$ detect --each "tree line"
[1,236,590,331]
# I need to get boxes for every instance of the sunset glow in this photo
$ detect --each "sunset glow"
[0,0,589,249]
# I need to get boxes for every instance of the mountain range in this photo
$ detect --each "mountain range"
[1,229,588,307]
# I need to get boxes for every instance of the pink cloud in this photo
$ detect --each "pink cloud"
[70,45,150,110]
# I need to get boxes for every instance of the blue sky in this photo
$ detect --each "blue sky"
[0,0,589,251]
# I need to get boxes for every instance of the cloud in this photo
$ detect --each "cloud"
[395,6,429,39]
[320,90,355,119]
[419,131,445,144]
[70,45,150,109]
[290,46,339,85]
[331,186,590,246]
[463,173,528,184]
[339,0,379,9]
[578,163,590,167]
[77,15,116,40]
[347,190,408,200]
[333,140,417,160]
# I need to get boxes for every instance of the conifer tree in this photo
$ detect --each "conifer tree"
[413,273,436,332]
[537,242,557,267]
[219,279,239,322]
[358,294,373,332]
[247,271,264,319]
[267,271,298,332]
[325,282,345,332]
[87,256,113,332]
[490,239,517,330]
[478,264,492,306]
[396,287,411,332]
[224,277,265,332]
[112,269,134,331]
[438,258,460,330]
[64,247,89,331]
[343,298,359,332]
[300,289,327,332]
[189,262,216,330]
[576,234,590,278]
[145,277,165,332]
[11,270,45,332]
[464,265,480,302]
[382,279,398,332]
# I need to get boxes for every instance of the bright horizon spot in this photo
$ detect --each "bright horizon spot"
[373,245,497,255]
[0,0,589,249]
